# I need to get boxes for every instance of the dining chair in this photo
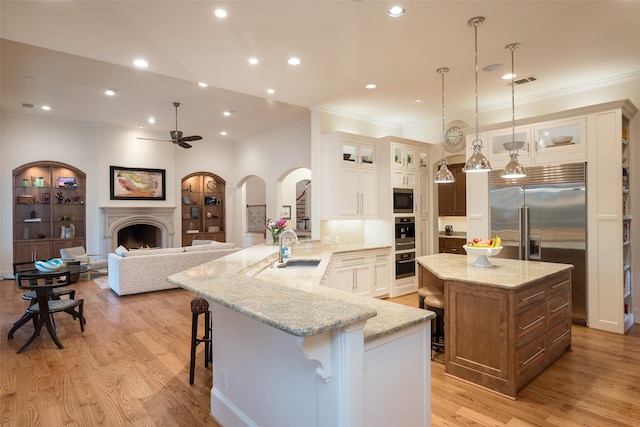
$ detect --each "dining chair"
[9,261,77,337]
[9,269,85,353]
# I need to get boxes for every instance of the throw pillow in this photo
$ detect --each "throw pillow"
[115,245,128,257]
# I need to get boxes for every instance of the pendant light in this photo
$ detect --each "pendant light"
[501,42,527,179]
[434,67,455,183]
[463,16,492,173]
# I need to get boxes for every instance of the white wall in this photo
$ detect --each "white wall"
[232,118,312,245]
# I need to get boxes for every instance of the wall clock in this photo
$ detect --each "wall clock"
[444,120,468,153]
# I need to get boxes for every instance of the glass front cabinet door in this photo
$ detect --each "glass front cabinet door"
[533,118,587,164]
[486,126,533,168]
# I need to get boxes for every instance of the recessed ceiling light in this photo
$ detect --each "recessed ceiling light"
[365,83,377,89]
[133,58,149,68]
[104,89,117,96]
[414,99,425,104]
[223,111,232,116]
[502,73,517,80]
[220,131,227,136]
[214,8,227,18]
[148,117,155,124]
[198,82,208,88]
[267,88,275,94]
[248,57,259,65]
[288,57,301,66]
[41,105,51,111]
[388,6,405,17]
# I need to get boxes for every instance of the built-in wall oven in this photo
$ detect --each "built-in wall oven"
[395,217,416,279]
[395,252,416,279]
[395,217,416,251]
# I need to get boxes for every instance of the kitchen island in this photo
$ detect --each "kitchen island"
[168,242,434,427]
[417,253,574,398]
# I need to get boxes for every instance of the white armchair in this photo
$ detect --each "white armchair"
[59,246,108,279]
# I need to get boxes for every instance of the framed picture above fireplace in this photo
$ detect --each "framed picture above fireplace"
[110,166,166,200]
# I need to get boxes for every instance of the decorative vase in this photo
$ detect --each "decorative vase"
[60,226,66,239]
[271,233,279,245]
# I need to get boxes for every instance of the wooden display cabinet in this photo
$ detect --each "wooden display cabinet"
[181,172,226,246]
[13,161,86,263]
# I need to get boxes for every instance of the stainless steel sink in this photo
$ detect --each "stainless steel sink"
[276,258,322,269]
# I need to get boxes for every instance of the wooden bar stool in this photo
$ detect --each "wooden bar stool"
[190,296,212,385]
[418,287,445,355]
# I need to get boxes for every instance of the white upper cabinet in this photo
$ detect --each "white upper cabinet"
[322,132,377,219]
[486,117,587,169]
[391,143,417,188]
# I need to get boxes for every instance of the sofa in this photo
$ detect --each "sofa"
[107,241,240,296]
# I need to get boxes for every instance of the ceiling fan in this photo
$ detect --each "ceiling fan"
[137,102,202,149]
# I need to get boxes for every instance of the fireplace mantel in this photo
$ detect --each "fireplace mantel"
[102,207,175,252]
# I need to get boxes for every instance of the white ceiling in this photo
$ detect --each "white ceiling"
[2,1,640,145]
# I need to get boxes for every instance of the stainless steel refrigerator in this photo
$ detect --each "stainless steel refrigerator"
[490,163,587,324]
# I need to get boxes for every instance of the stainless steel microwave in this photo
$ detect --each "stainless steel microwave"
[393,188,414,213]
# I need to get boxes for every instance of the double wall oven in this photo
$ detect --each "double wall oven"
[394,216,416,280]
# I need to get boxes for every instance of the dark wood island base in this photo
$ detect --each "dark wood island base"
[417,253,573,398]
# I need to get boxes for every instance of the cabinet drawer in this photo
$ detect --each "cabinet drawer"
[515,303,546,347]
[547,292,571,327]
[331,252,371,268]
[446,238,466,255]
[546,272,571,296]
[516,336,547,388]
[547,318,572,362]
[514,283,546,314]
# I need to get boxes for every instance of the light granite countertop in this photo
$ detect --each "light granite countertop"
[416,253,574,289]
[167,241,433,342]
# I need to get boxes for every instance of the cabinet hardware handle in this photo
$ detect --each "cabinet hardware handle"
[521,290,544,302]
[519,315,545,331]
[520,347,545,366]
[551,329,570,343]
[343,257,366,263]
[552,280,570,289]
[550,302,570,313]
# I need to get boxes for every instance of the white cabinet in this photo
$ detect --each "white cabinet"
[328,249,390,297]
[391,143,417,188]
[340,166,377,217]
[322,132,377,219]
[486,118,587,169]
[372,250,391,297]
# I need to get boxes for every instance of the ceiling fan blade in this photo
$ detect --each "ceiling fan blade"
[178,135,202,142]
[137,137,172,142]
[178,141,192,149]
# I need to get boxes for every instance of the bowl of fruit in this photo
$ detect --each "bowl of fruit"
[463,237,502,268]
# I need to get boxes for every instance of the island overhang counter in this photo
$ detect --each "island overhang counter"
[417,253,574,398]
[168,242,434,427]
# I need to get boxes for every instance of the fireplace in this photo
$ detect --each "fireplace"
[103,207,175,252]
[118,224,161,249]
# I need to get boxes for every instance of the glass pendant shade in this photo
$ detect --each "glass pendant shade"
[463,16,491,173]
[435,159,455,183]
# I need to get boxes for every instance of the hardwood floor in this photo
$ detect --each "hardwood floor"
[1,278,639,426]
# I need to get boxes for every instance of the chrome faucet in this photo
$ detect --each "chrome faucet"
[279,229,299,263]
